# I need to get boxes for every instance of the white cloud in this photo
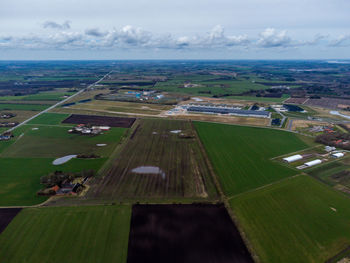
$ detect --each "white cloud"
[257,28,292,48]
[0,24,343,52]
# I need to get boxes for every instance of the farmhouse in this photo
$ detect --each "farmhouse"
[283,154,303,163]
[304,159,322,167]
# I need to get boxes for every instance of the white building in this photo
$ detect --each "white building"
[304,159,322,167]
[283,154,303,163]
[332,152,344,158]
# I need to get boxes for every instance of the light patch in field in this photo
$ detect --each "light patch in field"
[96,143,107,147]
[52,155,77,165]
[131,166,166,179]
[330,207,337,212]
[170,130,181,134]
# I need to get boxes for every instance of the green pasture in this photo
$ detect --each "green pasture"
[0,125,126,158]
[195,122,309,196]
[230,175,350,263]
[27,113,70,125]
[0,206,131,263]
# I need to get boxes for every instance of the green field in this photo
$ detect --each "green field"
[230,175,350,263]
[154,77,268,96]
[0,125,126,158]
[27,113,70,125]
[0,206,131,263]
[0,158,107,206]
[195,122,309,196]
[0,103,49,111]
[226,94,290,103]
[0,91,75,101]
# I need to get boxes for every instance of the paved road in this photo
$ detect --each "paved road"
[4,71,113,133]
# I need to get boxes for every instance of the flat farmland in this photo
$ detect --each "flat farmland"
[127,204,253,263]
[0,103,49,111]
[0,206,131,263]
[230,175,350,263]
[0,125,126,158]
[27,112,70,125]
[88,119,218,200]
[0,158,107,206]
[62,114,136,128]
[195,122,309,196]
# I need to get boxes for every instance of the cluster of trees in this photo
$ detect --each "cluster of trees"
[315,132,350,150]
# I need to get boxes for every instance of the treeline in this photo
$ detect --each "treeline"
[315,132,350,150]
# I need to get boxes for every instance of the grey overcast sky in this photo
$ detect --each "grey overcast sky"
[0,0,350,59]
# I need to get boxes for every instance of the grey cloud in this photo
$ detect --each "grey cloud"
[43,20,71,30]
[329,34,350,47]
[85,28,107,37]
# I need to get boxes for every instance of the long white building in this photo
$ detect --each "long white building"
[283,154,303,163]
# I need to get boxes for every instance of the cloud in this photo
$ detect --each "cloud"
[329,34,350,47]
[257,28,292,48]
[43,20,71,30]
[0,23,343,52]
[85,28,107,37]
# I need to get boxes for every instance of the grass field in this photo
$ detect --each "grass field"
[88,119,218,200]
[195,122,309,196]
[226,94,290,103]
[154,77,268,97]
[0,103,49,111]
[0,91,75,102]
[0,157,107,206]
[230,175,350,263]
[0,125,126,158]
[27,113,70,125]
[0,206,131,263]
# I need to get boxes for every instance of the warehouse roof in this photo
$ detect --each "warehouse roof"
[187,106,270,117]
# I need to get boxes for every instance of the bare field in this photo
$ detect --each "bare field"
[0,110,38,123]
[291,119,329,131]
[87,119,218,200]
[170,114,270,126]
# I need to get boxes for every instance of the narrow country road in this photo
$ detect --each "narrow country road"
[5,70,113,133]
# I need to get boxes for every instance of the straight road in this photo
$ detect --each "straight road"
[4,71,113,133]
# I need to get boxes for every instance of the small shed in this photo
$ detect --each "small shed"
[332,152,344,158]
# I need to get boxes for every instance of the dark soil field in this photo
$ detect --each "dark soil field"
[87,119,217,200]
[62,114,136,128]
[0,208,22,234]
[127,204,253,263]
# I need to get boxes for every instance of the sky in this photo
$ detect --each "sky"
[0,0,350,60]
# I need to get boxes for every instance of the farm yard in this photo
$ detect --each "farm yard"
[230,175,350,263]
[87,119,218,200]
[0,158,107,206]
[0,206,131,263]
[195,122,309,196]
[128,204,253,263]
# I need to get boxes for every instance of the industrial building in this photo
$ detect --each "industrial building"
[283,154,303,163]
[186,105,270,118]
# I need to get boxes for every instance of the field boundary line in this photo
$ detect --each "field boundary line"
[228,174,302,201]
